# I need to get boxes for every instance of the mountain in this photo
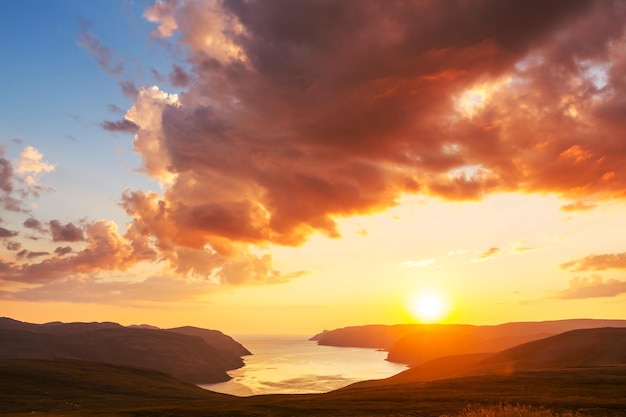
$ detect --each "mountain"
[311,319,626,365]
[0,317,250,384]
[352,327,626,388]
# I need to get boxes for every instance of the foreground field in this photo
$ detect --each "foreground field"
[1,359,624,416]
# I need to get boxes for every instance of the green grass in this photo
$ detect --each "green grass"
[1,359,625,416]
[441,404,584,417]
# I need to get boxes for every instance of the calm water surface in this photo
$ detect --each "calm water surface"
[201,335,407,396]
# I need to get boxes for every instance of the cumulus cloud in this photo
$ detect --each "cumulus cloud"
[473,247,501,262]
[143,0,178,38]
[2,147,54,211]
[81,0,624,286]
[558,275,626,299]
[13,146,55,190]
[11,0,626,294]
[49,220,85,242]
[13,146,54,175]
[23,217,46,233]
[561,252,626,271]
[0,220,155,284]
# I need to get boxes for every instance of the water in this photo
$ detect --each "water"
[200,335,407,396]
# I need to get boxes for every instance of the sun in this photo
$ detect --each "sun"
[408,292,449,323]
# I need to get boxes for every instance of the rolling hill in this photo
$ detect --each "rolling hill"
[351,327,626,387]
[0,317,250,384]
[1,327,625,416]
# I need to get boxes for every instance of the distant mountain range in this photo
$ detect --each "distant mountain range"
[310,319,626,366]
[349,327,626,389]
[0,317,251,384]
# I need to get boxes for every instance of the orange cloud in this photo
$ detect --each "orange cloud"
[100,0,626,286]
[11,1,626,294]
[0,220,153,284]
[558,275,626,299]
[560,200,598,212]
[473,247,501,262]
[561,252,626,271]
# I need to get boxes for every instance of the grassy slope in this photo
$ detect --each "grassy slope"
[1,358,625,416]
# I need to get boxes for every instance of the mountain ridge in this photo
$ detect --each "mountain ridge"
[0,317,250,384]
[311,319,626,365]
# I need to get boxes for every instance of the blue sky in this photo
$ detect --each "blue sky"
[1,1,168,225]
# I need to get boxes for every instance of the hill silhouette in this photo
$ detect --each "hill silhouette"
[311,319,626,365]
[0,317,250,384]
[352,327,626,388]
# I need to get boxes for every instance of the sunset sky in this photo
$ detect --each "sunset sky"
[1,0,626,335]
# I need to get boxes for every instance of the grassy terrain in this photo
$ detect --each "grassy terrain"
[1,359,625,416]
[441,404,585,417]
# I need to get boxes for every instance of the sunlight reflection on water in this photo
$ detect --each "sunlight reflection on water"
[200,335,407,396]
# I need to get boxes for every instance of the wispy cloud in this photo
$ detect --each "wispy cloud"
[472,247,500,262]
[77,21,124,76]
[100,119,139,133]
[513,240,536,253]
[169,65,190,87]
[561,252,626,271]
[560,200,598,212]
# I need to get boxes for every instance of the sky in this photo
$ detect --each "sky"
[1,0,626,335]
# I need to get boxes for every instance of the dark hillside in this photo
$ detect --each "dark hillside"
[1,358,624,416]
[0,317,250,384]
[353,327,626,389]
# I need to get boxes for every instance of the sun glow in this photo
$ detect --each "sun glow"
[409,292,450,323]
